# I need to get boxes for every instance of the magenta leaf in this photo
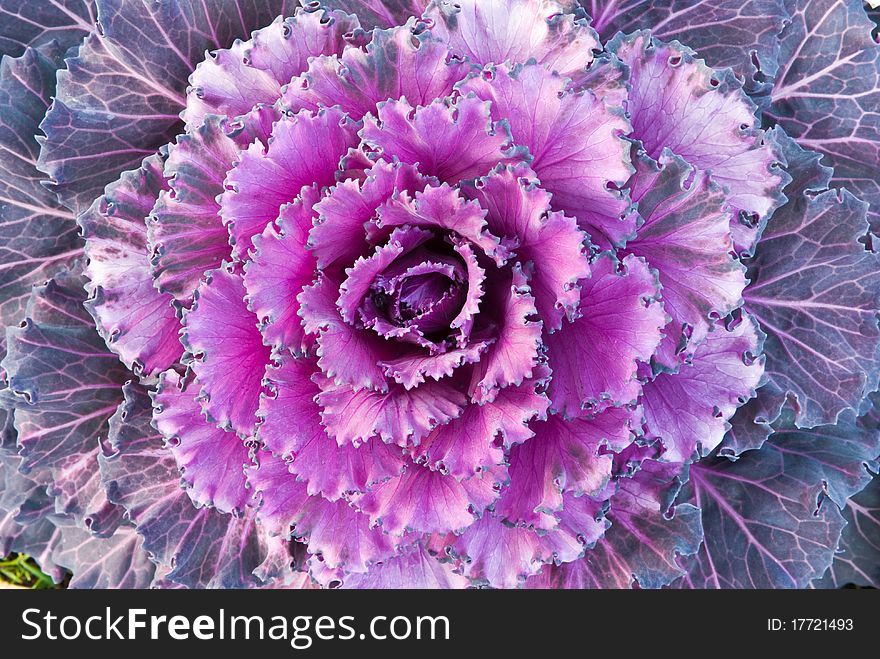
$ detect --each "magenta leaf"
[283,22,469,120]
[641,317,765,463]
[380,341,492,390]
[342,542,467,589]
[316,372,466,447]
[258,354,405,500]
[184,44,281,130]
[257,355,327,461]
[466,265,543,403]
[451,514,566,588]
[609,31,787,254]
[495,410,633,527]
[337,225,434,325]
[246,11,361,90]
[363,96,523,184]
[462,165,590,331]
[546,253,665,417]
[184,267,271,436]
[410,370,549,479]
[453,496,606,588]
[80,154,182,377]
[299,273,399,392]
[247,451,398,573]
[245,187,321,353]
[148,115,242,302]
[310,160,427,271]
[461,63,633,249]
[353,461,505,534]
[221,107,359,260]
[185,8,361,128]
[153,371,253,515]
[427,0,599,76]
[377,183,505,264]
[626,151,747,367]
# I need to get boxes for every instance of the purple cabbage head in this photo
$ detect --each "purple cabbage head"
[0,0,878,589]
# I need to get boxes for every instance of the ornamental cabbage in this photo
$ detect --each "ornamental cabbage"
[0,0,878,589]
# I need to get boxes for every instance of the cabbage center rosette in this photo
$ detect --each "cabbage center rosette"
[76,1,786,587]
